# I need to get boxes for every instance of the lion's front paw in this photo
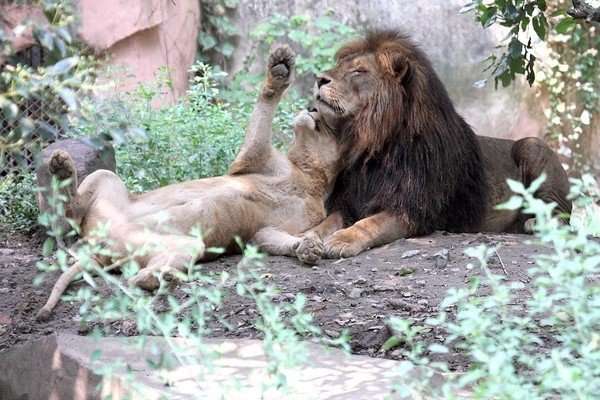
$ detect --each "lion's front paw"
[263,44,295,97]
[48,150,76,181]
[295,232,323,265]
[324,229,366,259]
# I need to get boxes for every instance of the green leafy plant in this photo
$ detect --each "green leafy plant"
[197,0,239,68]
[461,0,552,88]
[100,62,246,192]
[250,11,356,76]
[462,1,599,172]
[389,174,600,399]
[0,172,39,233]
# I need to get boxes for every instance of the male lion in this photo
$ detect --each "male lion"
[38,45,341,320]
[306,28,571,258]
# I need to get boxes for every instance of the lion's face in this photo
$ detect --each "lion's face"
[312,39,414,162]
[313,54,381,130]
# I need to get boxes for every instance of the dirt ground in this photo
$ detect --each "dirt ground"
[0,227,545,370]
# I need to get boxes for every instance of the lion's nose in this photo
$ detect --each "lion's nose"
[316,74,331,88]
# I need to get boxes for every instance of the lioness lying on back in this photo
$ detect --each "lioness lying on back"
[38,45,341,320]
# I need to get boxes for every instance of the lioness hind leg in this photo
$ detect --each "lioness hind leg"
[512,137,572,231]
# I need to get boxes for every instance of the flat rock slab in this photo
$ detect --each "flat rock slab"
[0,333,426,400]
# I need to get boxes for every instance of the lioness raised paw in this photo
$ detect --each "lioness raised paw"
[295,232,323,265]
[263,44,295,98]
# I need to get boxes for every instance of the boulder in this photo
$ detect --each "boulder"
[35,139,116,213]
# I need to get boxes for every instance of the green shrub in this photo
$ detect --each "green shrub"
[113,64,246,192]
[390,174,600,399]
[0,172,39,234]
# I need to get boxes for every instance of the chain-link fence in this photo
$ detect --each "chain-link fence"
[1,45,66,176]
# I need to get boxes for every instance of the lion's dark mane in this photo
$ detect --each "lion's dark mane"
[326,29,488,235]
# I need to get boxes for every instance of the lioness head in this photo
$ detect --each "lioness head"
[313,29,428,163]
[288,109,341,180]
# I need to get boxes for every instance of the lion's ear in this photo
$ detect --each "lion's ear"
[380,53,413,85]
[391,56,413,85]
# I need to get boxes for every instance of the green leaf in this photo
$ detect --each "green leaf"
[199,34,217,50]
[481,7,498,28]
[381,336,403,351]
[429,344,449,354]
[496,195,523,210]
[43,237,55,256]
[56,249,68,267]
[527,173,547,193]
[81,271,97,289]
[90,349,102,362]
[507,179,526,194]
[538,0,547,12]
[3,102,19,122]
[532,16,547,40]
[217,42,235,58]
[59,88,77,110]
[38,30,54,51]
[555,18,577,34]
[33,274,45,286]
[550,8,567,17]
[459,1,478,14]
[508,40,523,58]
[46,57,78,76]
[19,117,34,134]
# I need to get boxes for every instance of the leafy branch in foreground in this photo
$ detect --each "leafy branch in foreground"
[389,173,600,399]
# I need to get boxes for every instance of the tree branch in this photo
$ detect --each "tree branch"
[567,0,600,23]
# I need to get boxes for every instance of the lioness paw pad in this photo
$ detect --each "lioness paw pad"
[295,233,323,265]
[264,44,295,94]
[48,150,75,180]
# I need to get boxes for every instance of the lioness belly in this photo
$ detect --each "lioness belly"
[131,176,270,244]
[81,174,271,249]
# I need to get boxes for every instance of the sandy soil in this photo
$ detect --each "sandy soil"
[0,227,545,370]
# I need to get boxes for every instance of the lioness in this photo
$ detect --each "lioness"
[306,29,571,258]
[38,45,340,320]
